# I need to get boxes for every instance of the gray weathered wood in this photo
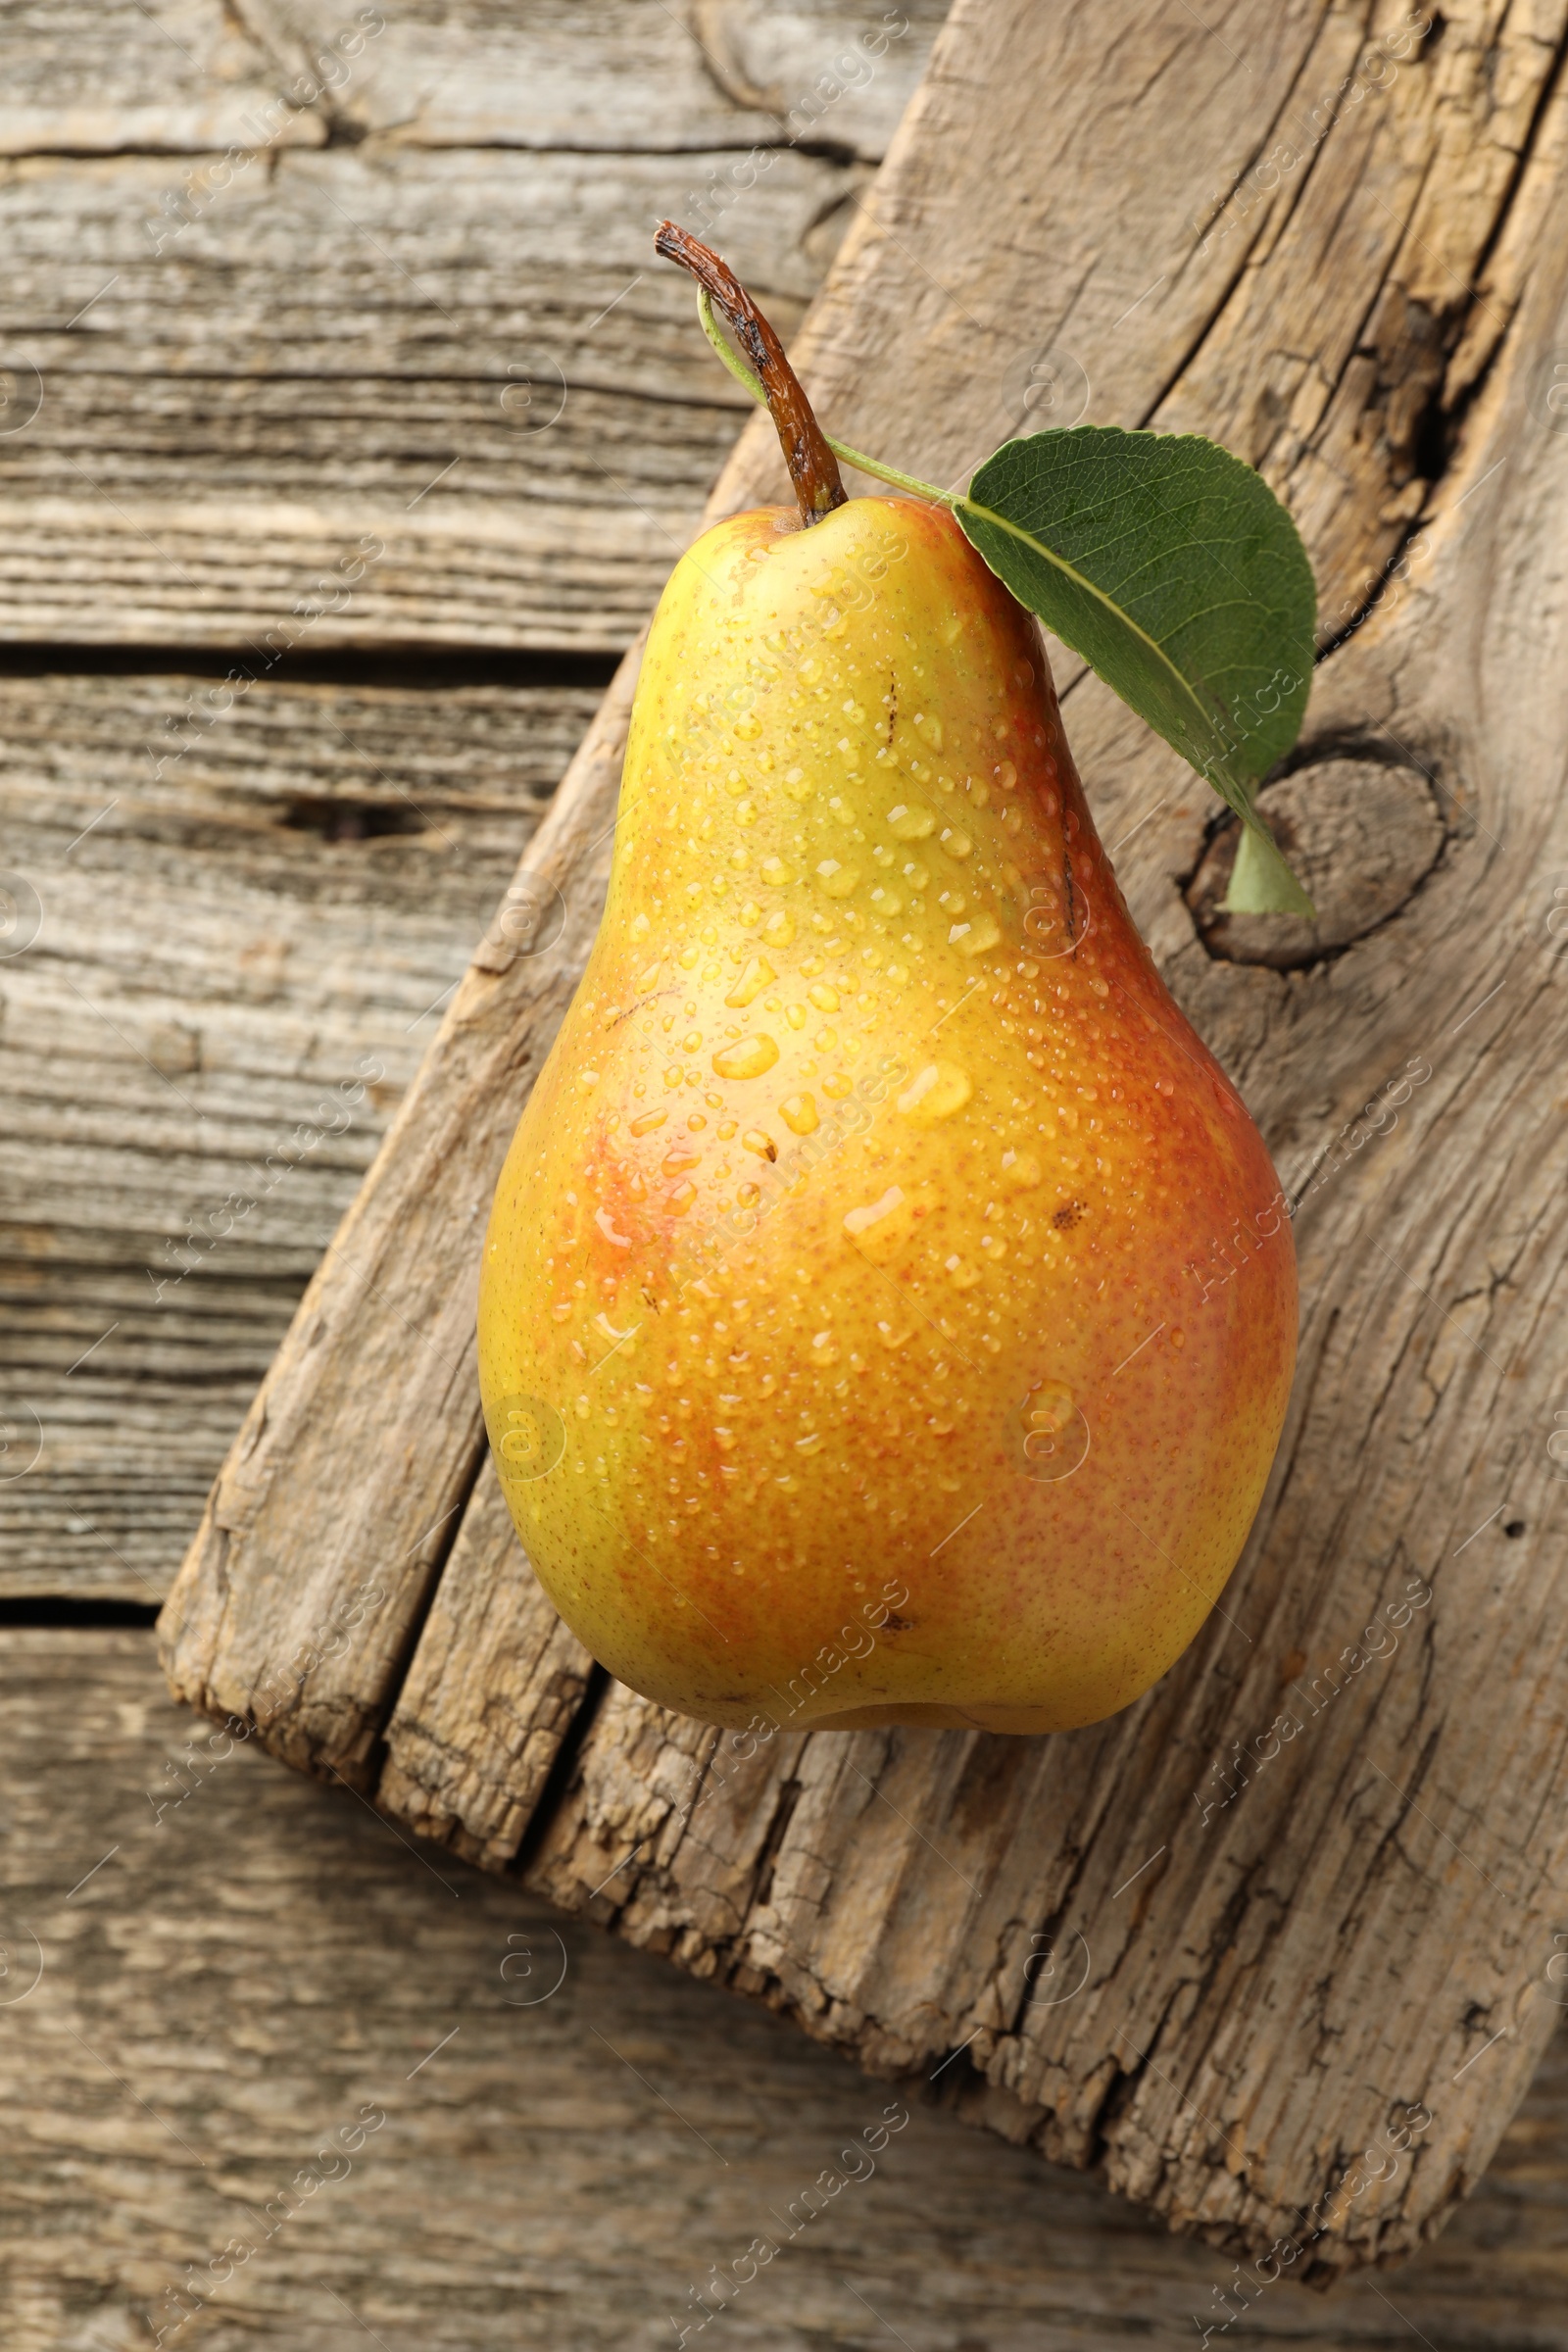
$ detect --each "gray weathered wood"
[0,147,807,650]
[160,0,1568,2276]
[270,0,948,155]
[0,0,944,649]
[377,1456,597,1870]
[0,0,938,158]
[0,668,600,1595]
[9,1630,1568,2351]
[0,0,326,157]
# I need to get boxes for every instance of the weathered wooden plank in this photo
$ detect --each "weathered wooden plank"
[0,150,809,651]
[0,0,946,649]
[519,0,1568,2270]
[376,1457,598,1870]
[160,0,1568,2273]
[0,0,322,158]
[0,0,942,160]
[0,666,602,1596]
[8,1630,1568,2351]
[283,0,948,156]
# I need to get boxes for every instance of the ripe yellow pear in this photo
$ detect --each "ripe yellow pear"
[478,491,1296,1734]
[477,229,1296,1736]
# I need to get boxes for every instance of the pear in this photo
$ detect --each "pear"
[477,235,1296,1736]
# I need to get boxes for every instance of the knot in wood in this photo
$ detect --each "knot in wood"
[1187,757,1446,968]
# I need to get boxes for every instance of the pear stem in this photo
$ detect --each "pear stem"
[695,289,954,508]
[654,221,848,526]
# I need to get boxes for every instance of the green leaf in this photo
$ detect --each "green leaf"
[955,427,1316,914]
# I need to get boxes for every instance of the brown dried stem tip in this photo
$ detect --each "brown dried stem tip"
[655,220,848,527]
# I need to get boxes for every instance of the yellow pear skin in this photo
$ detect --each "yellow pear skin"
[478,496,1297,1735]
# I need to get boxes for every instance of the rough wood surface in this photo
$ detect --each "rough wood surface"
[0,0,944,649]
[0,665,602,1597]
[1,0,937,158]
[147,0,1568,2275]
[377,1456,598,1870]
[9,1630,1568,2352]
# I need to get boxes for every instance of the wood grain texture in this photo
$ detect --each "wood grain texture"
[376,1456,598,1870]
[158,0,1568,2275]
[0,667,602,1596]
[0,146,808,652]
[266,0,950,155]
[0,0,326,158]
[0,0,945,649]
[9,1630,1568,2352]
[0,0,938,161]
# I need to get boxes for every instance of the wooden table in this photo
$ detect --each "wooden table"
[2,1626,1567,2350]
[5,6,1568,2345]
